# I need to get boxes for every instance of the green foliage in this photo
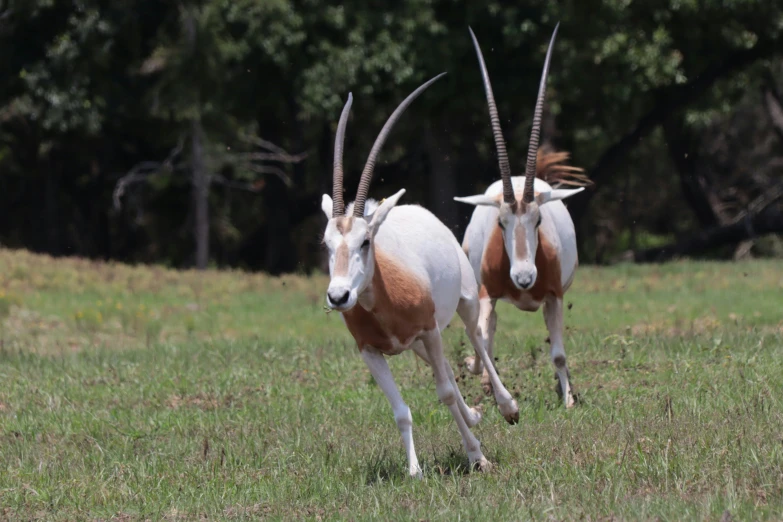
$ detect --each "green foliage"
[1,0,782,268]
[9,4,110,133]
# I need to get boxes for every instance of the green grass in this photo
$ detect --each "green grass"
[1,248,782,521]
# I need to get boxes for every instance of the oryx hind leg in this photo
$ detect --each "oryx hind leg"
[412,341,481,427]
[421,328,490,471]
[544,295,575,408]
[457,294,519,425]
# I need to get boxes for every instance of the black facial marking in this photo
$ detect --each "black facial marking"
[361,238,370,249]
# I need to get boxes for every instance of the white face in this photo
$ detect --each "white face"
[498,201,541,290]
[455,187,584,290]
[321,189,406,311]
[321,216,372,311]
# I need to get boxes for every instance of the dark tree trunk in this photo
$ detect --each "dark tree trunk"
[633,206,783,262]
[45,151,61,256]
[318,120,333,203]
[259,95,300,274]
[763,82,783,144]
[452,134,483,241]
[316,120,333,272]
[662,116,722,228]
[425,124,458,232]
[262,175,293,275]
[191,119,210,270]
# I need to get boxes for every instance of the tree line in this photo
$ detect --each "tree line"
[1,0,782,273]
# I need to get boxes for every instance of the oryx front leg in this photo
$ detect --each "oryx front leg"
[465,293,497,390]
[544,296,575,408]
[464,292,496,380]
[459,296,519,424]
[412,342,481,428]
[361,348,422,477]
[478,296,498,395]
[422,328,490,472]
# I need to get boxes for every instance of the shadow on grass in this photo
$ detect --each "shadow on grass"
[364,447,478,485]
[429,448,473,477]
[364,449,406,485]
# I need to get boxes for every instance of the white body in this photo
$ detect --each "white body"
[456,177,583,408]
[323,193,519,476]
[319,72,518,476]
[367,204,471,333]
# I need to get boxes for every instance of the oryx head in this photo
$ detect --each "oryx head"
[321,73,446,310]
[455,25,582,290]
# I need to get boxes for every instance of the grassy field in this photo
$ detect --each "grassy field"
[0,248,782,521]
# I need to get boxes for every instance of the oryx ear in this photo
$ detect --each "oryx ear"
[369,189,406,234]
[321,194,333,218]
[453,194,502,207]
[536,188,584,205]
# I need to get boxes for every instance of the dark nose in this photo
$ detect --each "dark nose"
[516,275,533,289]
[328,290,350,306]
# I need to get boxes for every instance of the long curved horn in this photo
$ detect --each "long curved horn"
[332,93,353,217]
[469,27,515,207]
[353,72,447,217]
[523,23,559,204]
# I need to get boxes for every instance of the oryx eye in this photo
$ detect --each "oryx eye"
[498,220,505,230]
[361,239,370,249]
[536,215,542,228]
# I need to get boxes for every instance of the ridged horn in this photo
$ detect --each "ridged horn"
[523,23,560,204]
[332,93,353,217]
[353,72,447,217]
[469,27,515,207]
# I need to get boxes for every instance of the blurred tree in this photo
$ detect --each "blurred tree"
[1,0,782,269]
[118,1,306,269]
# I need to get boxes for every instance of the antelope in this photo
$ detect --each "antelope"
[321,73,519,477]
[455,24,588,408]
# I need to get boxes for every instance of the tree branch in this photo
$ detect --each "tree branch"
[569,35,783,225]
[113,138,185,209]
[211,174,264,192]
[0,7,13,34]
[216,139,308,188]
[243,164,292,186]
[730,183,783,224]
[237,134,290,155]
[633,188,783,262]
[230,151,309,164]
[114,134,306,223]
[763,79,783,143]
